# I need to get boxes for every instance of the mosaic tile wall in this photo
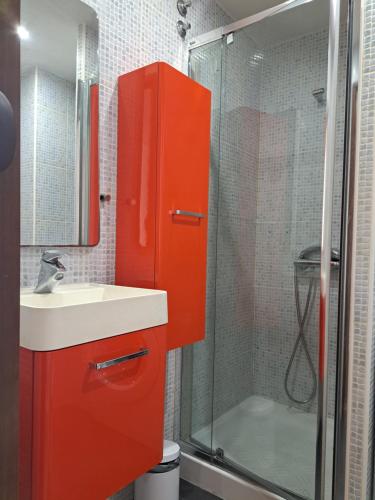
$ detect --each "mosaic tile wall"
[20,0,229,285]
[251,27,347,416]
[185,25,348,440]
[77,23,99,81]
[184,30,261,435]
[185,40,225,435]
[21,20,99,247]
[20,69,35,245]
[20,1,230,499]
[20,68,76,245]
[212,31,262,420]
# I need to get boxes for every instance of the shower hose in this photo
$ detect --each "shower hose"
[284,269,318,405]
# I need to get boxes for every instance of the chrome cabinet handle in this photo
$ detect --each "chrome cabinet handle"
[91,348,149,370]
[172,209,205,219]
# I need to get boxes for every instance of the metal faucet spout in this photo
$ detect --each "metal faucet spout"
[34,250,66,294]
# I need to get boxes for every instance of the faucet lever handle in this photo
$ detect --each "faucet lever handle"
[41,249,65,262]
[41,250,66,271]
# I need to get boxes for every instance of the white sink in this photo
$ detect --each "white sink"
[20,283,168,351]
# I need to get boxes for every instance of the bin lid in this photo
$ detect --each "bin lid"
[161,440,180,463]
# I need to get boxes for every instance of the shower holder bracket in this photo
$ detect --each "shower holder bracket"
[177,20,191,39]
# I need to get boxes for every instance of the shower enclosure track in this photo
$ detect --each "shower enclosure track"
[188,0,315,50]
[181,440,308,500]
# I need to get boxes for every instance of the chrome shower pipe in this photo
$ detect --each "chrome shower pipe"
[316,0,341,497]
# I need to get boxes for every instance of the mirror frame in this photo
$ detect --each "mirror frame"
[20,2,100,247]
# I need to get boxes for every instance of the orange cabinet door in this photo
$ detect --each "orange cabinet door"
[116,63,211,351]
[116,64,159,289]
[29,327,166,500]
[156,64,211,349]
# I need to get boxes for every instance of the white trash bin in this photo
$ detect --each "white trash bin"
[134,440,180,500]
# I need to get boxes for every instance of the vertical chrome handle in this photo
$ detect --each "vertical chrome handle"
[172,209,205,219]
[91,348,149,370]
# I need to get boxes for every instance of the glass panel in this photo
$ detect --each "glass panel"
[210,3,345,498]
[181,2,347,499]
[180,38,223,456]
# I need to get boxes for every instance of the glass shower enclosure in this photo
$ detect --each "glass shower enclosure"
[180,0,351,499]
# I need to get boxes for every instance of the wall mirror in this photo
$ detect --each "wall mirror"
[20,0,99,246]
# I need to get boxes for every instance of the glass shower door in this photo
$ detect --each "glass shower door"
[181,1,346,499]
[180,38,224,457]
[209,3,345,499]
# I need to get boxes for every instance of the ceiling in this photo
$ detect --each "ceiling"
[21,0,98,82]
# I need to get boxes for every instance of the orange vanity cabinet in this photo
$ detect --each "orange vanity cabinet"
[116,62,211,350]
[20,327,167,500]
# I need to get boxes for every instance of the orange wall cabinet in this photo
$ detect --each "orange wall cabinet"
[19,327,166,500]
[116,62,211,350]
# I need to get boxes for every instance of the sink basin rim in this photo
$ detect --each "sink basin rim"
[20,283,168,351]
[20,283,166,309]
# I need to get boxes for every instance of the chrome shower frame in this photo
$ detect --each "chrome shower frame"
[333,0,360,498]
[183,0,360,499]
[315,0,341,497]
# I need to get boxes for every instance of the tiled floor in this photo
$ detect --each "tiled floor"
[180,479,222,499]
[193,395,334,499]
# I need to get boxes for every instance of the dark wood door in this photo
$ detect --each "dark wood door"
[0,1,20,499]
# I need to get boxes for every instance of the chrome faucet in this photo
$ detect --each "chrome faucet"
[34,250,66,294]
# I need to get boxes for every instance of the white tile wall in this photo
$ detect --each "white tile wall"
[211,29,261,421]
[251,27,347,416]
[184,25,347,443]
[20,69,35,245]
[20,0,228,285]
[77,23,99,81]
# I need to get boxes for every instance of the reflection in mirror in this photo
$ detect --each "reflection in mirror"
[20,0,99,246]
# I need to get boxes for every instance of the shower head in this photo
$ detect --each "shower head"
[312,88,325,104]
